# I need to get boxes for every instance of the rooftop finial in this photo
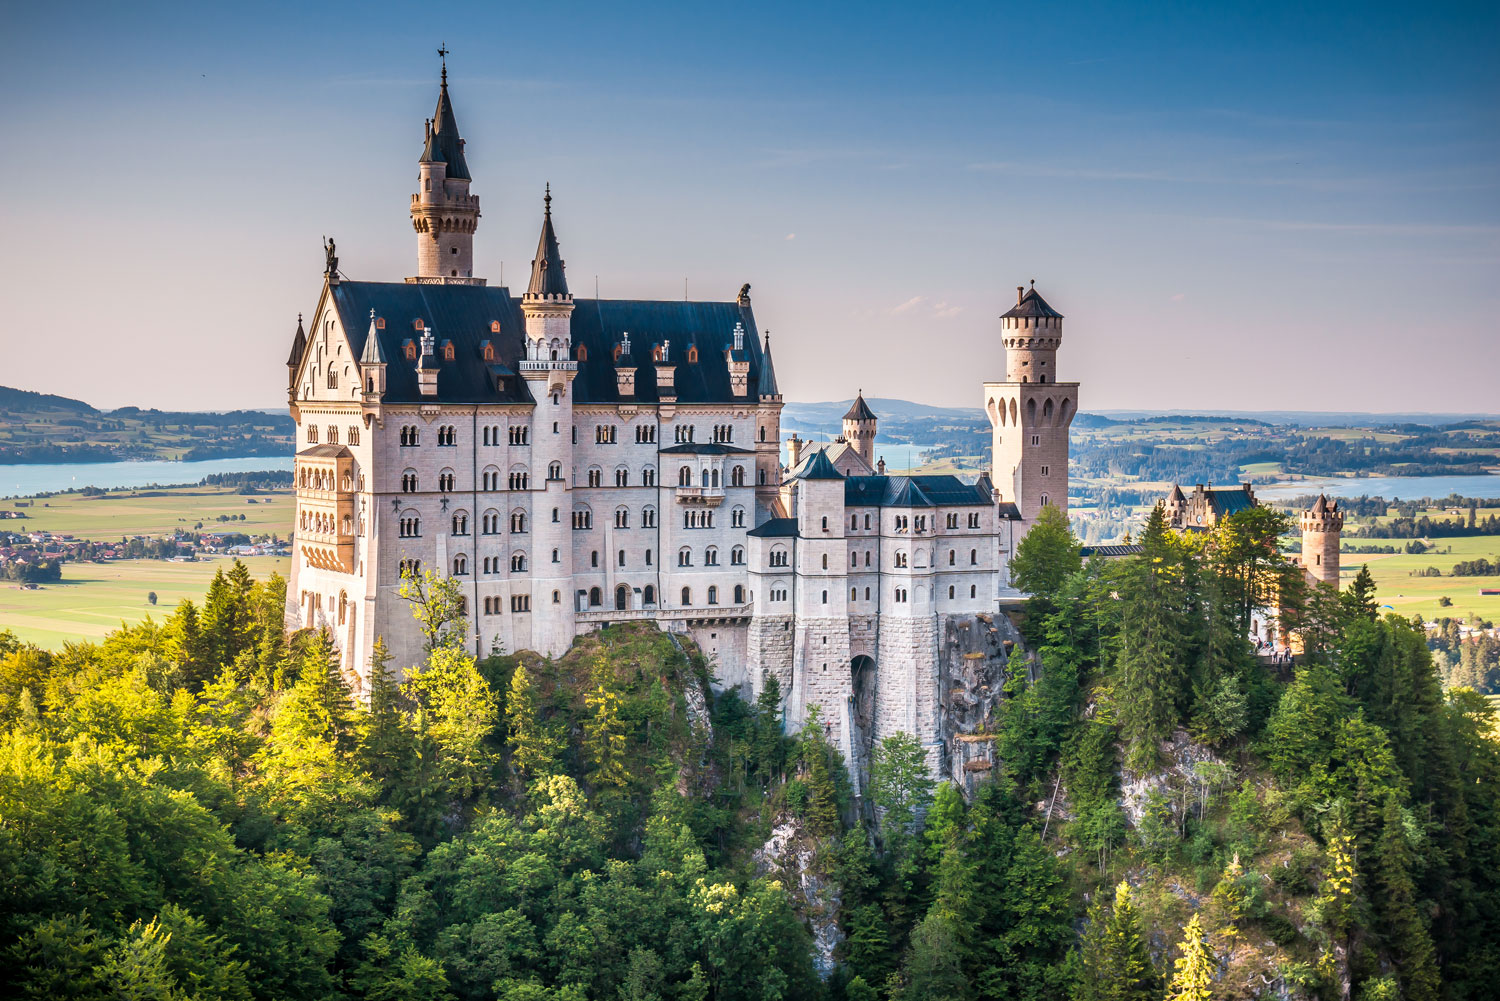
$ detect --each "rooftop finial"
[438,44,449,85]
[544,182,551,216]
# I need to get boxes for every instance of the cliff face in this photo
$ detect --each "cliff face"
[937,612,1024,795]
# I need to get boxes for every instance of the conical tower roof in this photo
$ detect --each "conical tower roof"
[757,330,780,396]
[843,391,877,422]
[526,185,569,298]
[423,59,470,180]
[1001,281,1063,319]
[359,309,387,365]
[286,315,306,367]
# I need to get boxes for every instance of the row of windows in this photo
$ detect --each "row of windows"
[395,463,753,493]
[675,465,747,487]
[675,546,745,567]
[297,467,352,491]
[393,422,766,448]
[305,425,361,445]
[481,595,530,614]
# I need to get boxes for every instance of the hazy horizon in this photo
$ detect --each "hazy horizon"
[1,1,1495,413]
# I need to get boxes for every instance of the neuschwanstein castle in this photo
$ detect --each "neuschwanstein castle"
[284,61,1080,779]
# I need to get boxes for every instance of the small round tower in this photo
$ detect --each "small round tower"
[842,391,877,469]
[1001,279,1063,384]
[1301,494,1343,587]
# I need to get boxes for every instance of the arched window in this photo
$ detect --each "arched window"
[821,590,828,604]
[438,469,454,492]
[970,549,978,565]
[454,555,468,575]
[731,465,745,487]
[510,552,527,572]
[587,466,603,487]
[822,554,829,569]
[589,586,602,607]
[327,364,337,389]
[948,585,956,599]
[452,512,469,535]
[734,584,745,604]
[511,510,527,533]
[615,585,629,610]
[615,506,630,529]
[642,466,656,486]
[706,546,719,565]
[679,465,692,487]
[732,506,745,528]
[615,466,629,487]
[970,585,977,598]
[731,545,745,565]
[643,584,656,605]
[642,506,657,528]
[401,470,418,493]
[678,547,692,567]
[949,550,955,566]
[821,516,828,532]
[681,586,692,606]
[707,585,718,605]
[711,469,720,488]
[548,461,563,481]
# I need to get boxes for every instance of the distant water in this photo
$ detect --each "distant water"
[0,456,294,498]
[1255,474,1500,502]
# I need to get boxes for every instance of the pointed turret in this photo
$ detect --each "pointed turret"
[360,309,387,399]
[409,52,481,283]
[425,57,470,179]
[286,315,306,396]
[841,390,877,468]
[525,185,570,300]
[757,330,781,399]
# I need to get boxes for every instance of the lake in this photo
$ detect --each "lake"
[1255,474,1500,502]
[0,456,294,498]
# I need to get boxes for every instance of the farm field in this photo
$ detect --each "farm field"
[1341,534,1500,623]
[5,485,294,540]
[0,555,289,649]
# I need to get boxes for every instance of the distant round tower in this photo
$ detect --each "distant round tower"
[409,55,482,283]
[842,391,877,469]
[1301,495,1343,587]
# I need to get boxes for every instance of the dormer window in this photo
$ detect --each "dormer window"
[687,345,699,363]
[577,344,588,362]
[441,340,455,361]
[481,340,495,361]
[402,339,417,361]
[375,317,386,329]
[490,320,501,333]
[414,318,424,331]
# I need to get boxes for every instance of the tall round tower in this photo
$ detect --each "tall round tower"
[1301,494,1343,587]
[409,55,482,284]
[842,391,877,469]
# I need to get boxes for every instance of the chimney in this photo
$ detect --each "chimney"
[787,433,803,469]
[1017,285,1025,305]
[877,457,886,474]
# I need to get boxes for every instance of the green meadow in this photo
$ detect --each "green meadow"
[1342,534,1500,623]
[5,485,294,539]
[0,555,290,649]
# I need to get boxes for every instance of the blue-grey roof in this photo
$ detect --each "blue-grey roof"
[658,442,755,455]
[748,517,797,538]
[1207,486,1256,517]
[844,474,992,508]
[1081,544,1144,558]
[791,449,844,481]
[328,281,773,406]
[843,393,877,422]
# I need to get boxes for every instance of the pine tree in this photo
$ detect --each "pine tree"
[1118,505,1189,770]
[163,599,212,690]
[584,680,629,792]
[1077,881,1158,1001]
[1341,566,1378,623]
[506,662,560,781]
[1373,797,1439,1001]
[752,672,786,781]
[1164,913,1215,1001]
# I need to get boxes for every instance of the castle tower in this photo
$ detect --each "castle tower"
[982,281,1079,537]
[842,391,877,469]
[754,327,784,521]
[409,54,482,284]
[1301,494,1343,587]
[520,186,578,656]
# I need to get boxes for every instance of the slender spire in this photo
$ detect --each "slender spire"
[286,314,307,367]
[360,308,387,365]
[525,184,569,299]
[757,329,780,397]
[423,47,469,180]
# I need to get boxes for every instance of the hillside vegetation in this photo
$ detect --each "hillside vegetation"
[0,504,1497,1000]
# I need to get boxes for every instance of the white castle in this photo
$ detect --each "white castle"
[285,61,1080,779]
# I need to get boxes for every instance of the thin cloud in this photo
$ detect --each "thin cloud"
[932,301,964,318]
[890,296,927,314]
[785,233,796,241]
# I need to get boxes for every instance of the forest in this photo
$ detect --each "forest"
[0,504,1497,1001]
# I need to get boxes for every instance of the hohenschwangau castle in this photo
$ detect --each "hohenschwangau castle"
[284,63,1079,780]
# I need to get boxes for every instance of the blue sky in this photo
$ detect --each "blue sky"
[0,0,1495,412]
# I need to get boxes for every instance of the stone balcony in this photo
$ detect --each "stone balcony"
[675,485,725,506]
